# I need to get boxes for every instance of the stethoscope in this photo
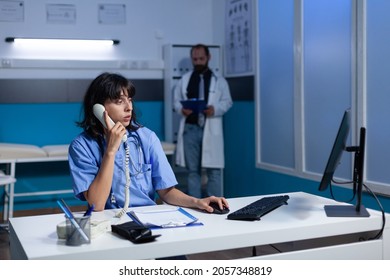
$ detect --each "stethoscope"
[208,72,218,94]
[127,131,148,177]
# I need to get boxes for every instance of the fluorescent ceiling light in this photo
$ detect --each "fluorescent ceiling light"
[5,37,120,47]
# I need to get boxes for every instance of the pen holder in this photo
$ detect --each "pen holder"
[65,215,91,246]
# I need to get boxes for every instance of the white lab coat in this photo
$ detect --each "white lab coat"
[173,71,233,168]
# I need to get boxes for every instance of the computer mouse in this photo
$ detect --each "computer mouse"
[209,202,230,215]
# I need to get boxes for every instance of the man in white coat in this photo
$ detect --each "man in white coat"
[173,44,233,198]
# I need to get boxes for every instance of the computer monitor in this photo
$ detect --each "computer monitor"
[318,109,370,217]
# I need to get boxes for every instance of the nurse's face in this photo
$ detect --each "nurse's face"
[104,90,133,126]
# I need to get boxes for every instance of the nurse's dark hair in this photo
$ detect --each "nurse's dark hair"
[190,43,210,57]
[77,72,141,139]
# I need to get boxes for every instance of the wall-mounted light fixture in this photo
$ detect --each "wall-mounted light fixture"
[5,37,120,47]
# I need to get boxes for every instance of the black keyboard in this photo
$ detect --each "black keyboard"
[227,195,290,221]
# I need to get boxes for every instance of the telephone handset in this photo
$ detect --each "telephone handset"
[93,103,130,218]
[93,103,127,142]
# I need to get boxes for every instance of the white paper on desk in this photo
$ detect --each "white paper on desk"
[129,207,198,228]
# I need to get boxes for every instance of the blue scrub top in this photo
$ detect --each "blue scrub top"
[68,127,178,209]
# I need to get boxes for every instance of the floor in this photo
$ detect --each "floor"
[0,207,284,260]
[0,226,10,260]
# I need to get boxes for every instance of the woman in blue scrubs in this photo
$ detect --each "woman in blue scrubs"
[68,72,228,215]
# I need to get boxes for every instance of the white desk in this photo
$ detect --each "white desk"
[9,192,389,260]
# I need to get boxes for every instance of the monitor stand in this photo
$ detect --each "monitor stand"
[324,205,370,217]
[324,127,370,218]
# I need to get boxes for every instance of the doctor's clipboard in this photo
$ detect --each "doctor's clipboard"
[128,207,203,229]
[180,99,207,114]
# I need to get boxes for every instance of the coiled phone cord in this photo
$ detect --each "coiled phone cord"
[115,142,131,218]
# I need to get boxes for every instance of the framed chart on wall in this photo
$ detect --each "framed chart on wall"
[224,0,255,77]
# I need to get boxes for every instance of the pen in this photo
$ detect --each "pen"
[57,199,90,242]
[128,211,144,226]
[84,204,94,217]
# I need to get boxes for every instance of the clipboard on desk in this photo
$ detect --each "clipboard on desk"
[128,207,203,229]
[180,99,207,114]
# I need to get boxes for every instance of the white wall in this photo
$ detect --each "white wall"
[0,0,226,78]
